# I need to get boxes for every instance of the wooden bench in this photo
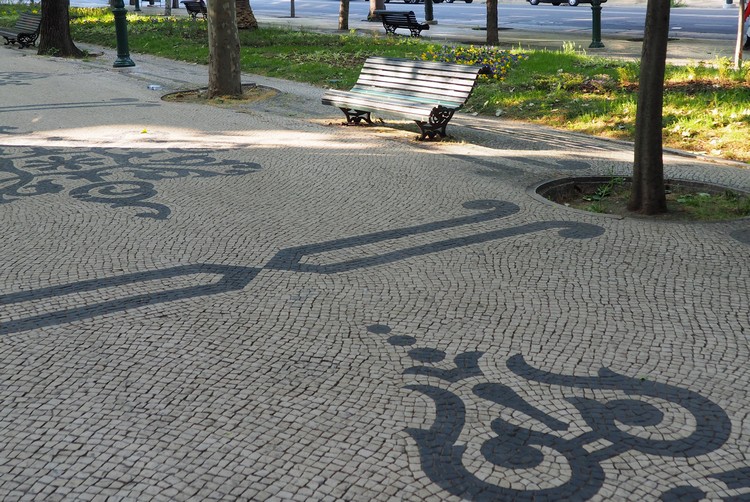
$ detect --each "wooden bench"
[181,0,207,19]
[374,10,429,37]
[322,57,483,140]
[0,12,42,49]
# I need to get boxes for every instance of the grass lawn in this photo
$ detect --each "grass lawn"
[2,5,750,164]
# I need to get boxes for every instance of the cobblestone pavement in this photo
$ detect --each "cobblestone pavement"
[1,45,749,502]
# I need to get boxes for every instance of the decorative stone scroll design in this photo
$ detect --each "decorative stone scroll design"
[0,146,262,219]
[368,324,748,501]
[1,200,604,334]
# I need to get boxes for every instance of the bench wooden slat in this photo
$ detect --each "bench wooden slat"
[355,67,479,95]
[354,75,477,99]
[354,75,477,96]
[356,69,479,89]
[322,56,483,140]
[353,84,472,105]
[322,91,437,121]
[343,87,464,107]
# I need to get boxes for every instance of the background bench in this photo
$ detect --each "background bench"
[181,0,207,19]
[0,12,42,49]
[321,57,483,140]
[373,10,429,37]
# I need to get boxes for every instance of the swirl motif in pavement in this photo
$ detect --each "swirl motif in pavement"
[0,146,262,219]
[369,324,749,501]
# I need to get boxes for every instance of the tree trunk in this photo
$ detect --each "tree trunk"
[735,0,746,68]
[208,0,243,98]
[486,0,498,45]
[628,0,669,215]
[338,0,349,30]
[38,0,83,57]
[424,0,434,23]
[369,0,385,21]
[236,0,258,29]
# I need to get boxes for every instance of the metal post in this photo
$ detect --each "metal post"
[134,0,141,12]
[112,0,135,67]
[589,0,604,49]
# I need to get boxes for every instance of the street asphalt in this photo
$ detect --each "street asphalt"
[1,9,749,501]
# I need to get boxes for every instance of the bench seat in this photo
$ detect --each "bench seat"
[0,12,42,49]
[322,57,483,140]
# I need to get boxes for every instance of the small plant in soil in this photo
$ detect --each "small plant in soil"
[557,179,750,221]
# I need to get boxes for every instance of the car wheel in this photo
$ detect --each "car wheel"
[446,0,454,3]
[568,0,578,5]
[464,0,473,3]
[529,0,539,3]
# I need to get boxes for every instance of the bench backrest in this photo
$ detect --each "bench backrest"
[14,13,41,34]
[352,57,483,108]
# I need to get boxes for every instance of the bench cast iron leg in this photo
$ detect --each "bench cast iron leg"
[340,108,373,126]
[415,106,455,140]
[409,28,422,37]
[18,34,35,48]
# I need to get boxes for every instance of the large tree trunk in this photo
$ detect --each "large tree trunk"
[628,0,669,215]
[486,0,498,45]
[368,0,385,21]
[38,0,83,57]
[735,0,746,68]
[207,0,242,98]
[236,0,258,29]
[338,0,349,30]
[424,0,434,23]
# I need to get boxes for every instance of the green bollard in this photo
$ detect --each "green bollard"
[589,0,606,49]
[112,0,136,67]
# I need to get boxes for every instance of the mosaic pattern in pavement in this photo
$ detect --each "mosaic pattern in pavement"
[1,146,262,219]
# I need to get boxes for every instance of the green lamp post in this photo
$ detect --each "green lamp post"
[589,0,607,49]
[112,0,135,67]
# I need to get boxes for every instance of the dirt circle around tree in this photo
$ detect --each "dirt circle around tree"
[533,176,750,222]
[161,83,279,106]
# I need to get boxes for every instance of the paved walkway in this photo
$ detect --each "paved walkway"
[1,32,750,502]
